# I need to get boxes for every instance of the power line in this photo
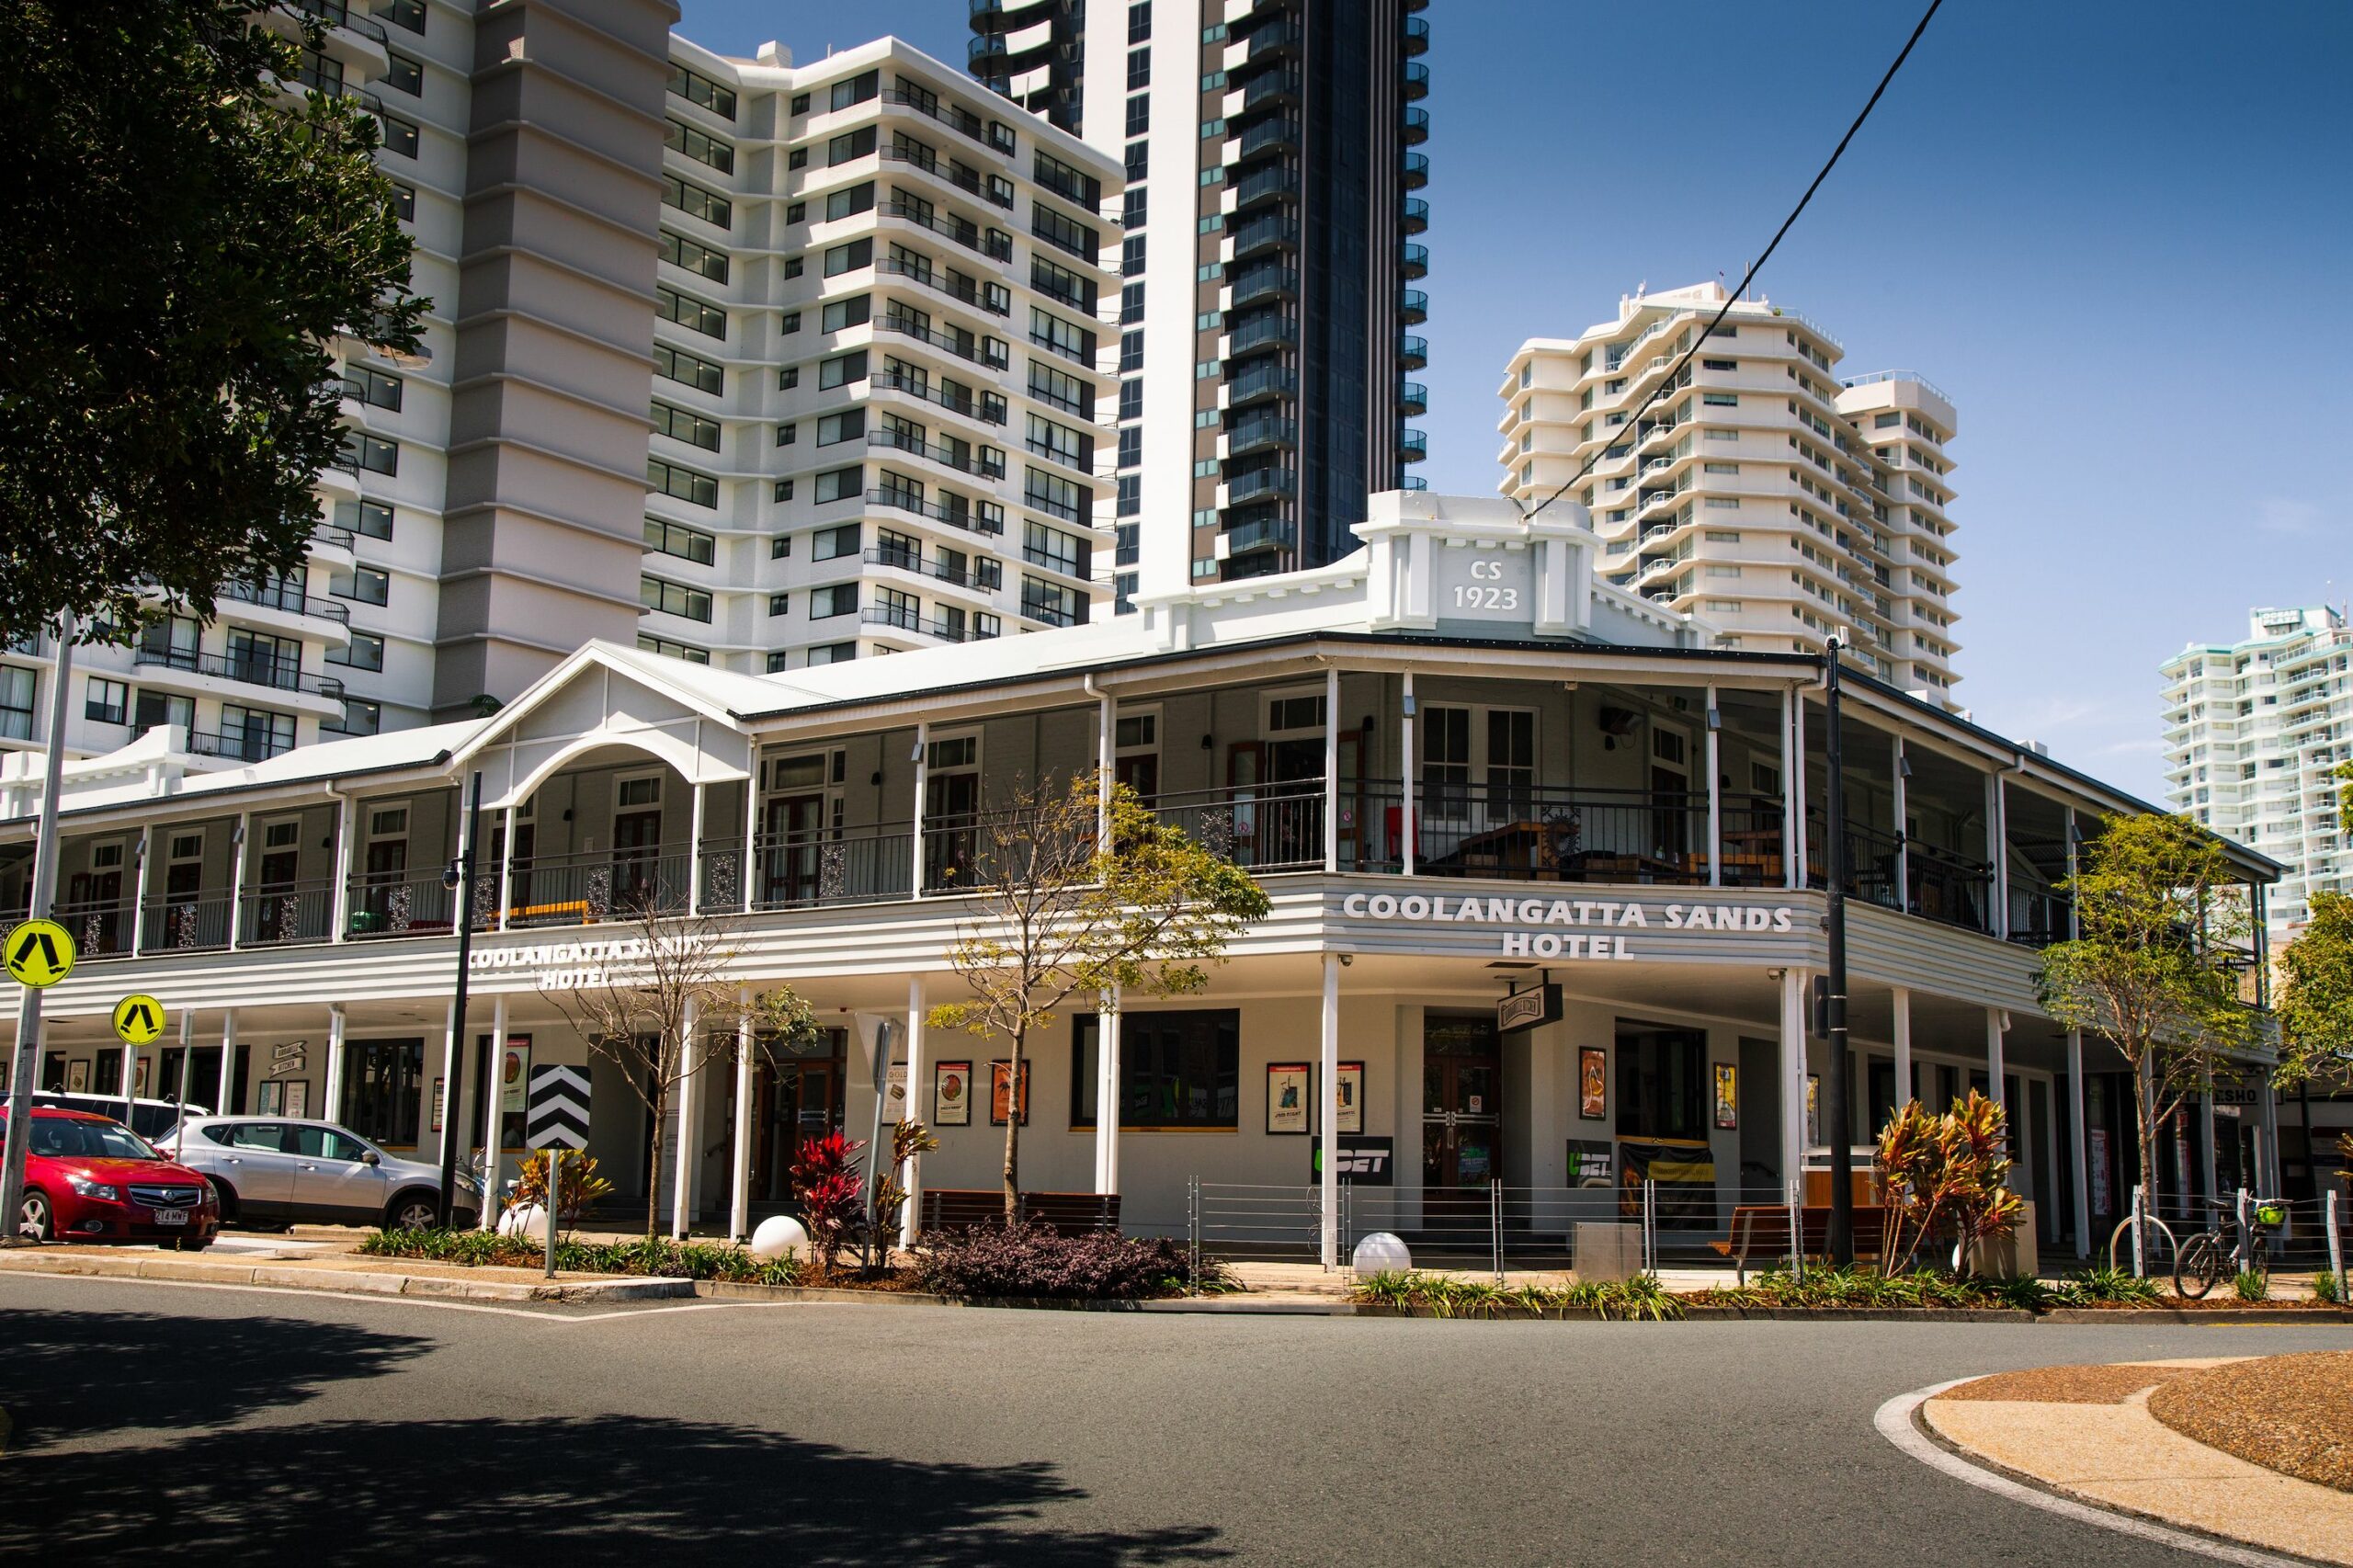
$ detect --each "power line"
[1521,0,1945,523]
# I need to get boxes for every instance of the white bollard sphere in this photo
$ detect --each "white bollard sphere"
[500,1202,551,1242]
[750,1214,810,1261]
[1352,1232,1412,1279]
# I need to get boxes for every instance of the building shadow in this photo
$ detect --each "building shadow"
[0,1414,1229,1566]
[0,1307,433,1444]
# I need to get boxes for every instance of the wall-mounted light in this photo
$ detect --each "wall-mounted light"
[1402,693,1417,718]
[1898,754,1914,779]
[562,808,574,823]
[1705,707,1722,733]
[910,738,924,763]
[870,770,883,786]
[1200,733,1213,751]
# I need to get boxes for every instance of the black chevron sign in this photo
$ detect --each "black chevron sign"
[525,1064,591,1151]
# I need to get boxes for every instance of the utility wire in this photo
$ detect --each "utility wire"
[1521,0,1945,522]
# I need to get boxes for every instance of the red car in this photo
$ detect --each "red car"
[6,1106,220,1249]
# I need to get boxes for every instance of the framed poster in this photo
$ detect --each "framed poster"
[1266,1062,1311,1134]
[884,1062,908,1123]
[431,1076,446,1134]
[934,1061,972,1126]
[256,1080,285,1116]
[65,1059,90,1094]
[1804,1074,1821,1146]
[499,1037,532,1113]
[1577,1047,1607,1120]
[1711,1062,1738,1130]
[1336,1061,1364,1135]
[285,1080,309,1119]
[989,1059,1030,1126]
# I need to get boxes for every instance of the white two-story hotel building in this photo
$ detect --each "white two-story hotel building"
[3,494,2281,1265]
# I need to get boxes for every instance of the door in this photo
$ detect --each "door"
[491,812,537,918]
[1737,1036,1782,1196]
[212,1122,301,1219]
[612,796,664,908]
[360,835,407,928]
[758,1051,844,1199]
[1422,1017,1502,1215]
[923,768,980,892]
[287,1125,389,1221]
[66,847,125,954]
[251,821,303,942]
[763,791,827,905]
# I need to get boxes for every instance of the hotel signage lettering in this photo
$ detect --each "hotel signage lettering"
[470,938,652,990]
[1338,892,1796,960]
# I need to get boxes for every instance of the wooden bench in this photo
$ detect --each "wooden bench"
[1711,1204,1889,1284]
[918,1188,1121,1235]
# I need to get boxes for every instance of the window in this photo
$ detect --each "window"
[828,127,876,165]
[658,227,729,283]
[777,423,797,447]
[778,366,800,390]
[668,62,738,120]
[1023,519,1086,577]
[665,116,733,174]
[651,400,722,452]
[1125,94,1149,136]
[642,516,715,565]
[813,465,861,504]
[786,201,805,222]
[829,70,878,112]
[1120,331,1143,372]
[810,584,858,619]
[219,705,296,760]
[324,624,387,674]
[808,642,857,666]
[377,114,419,158]
[1021,575,1081,627]
[1129,0,1153,40]
[1122,188,1148,228]
[823,238,873,277]
[1615,1022,1707,1140]
[382,0,425,34]
[819,350,869,389]
[790,92,810,115]
[813,523,861,561]
[816,409,865,447]
[662,174,731,229]
[654,341,723,396]
[1032,204,1097,259]
[388,181,415,222]
[84,677,128,726]
[1125,141,1149,183]
[1028,360,1091,416]
[637,634,710,665]
[342,1039,423,1146]
[768,593,790,617]
[821,294,870,333]
[1032,256,1096,312]
[1072,1009,1238,1129]
[1029,307,1095,365]
[655,284,725,338]
[646,457,719,508]
[641,575,712,622]
[1119,281,1144,326]
[824,181,876,222]
[332,564,391,606]
[342,432,397,476]
[383,51,425,97]
[345,365,403,410]
[1023,466,1085,522]
[323,698,382,736]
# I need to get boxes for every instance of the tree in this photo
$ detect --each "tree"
[2274,889,2353,1093]
[928,773,1270,1219]
[540,894,824,1237]
[0,2,426,646]
[1875,1091,2024,1274]
[2036,812,2261,1222]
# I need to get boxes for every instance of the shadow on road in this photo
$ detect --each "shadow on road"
[0,1414,1229,1565]
[0,1307,432,1444]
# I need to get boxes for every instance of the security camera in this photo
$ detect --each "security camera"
[441,861,462,892]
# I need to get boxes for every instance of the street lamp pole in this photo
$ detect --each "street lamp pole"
[1824,637,1854,1267]
[434,769,484,1228]
[1,612,76,1243]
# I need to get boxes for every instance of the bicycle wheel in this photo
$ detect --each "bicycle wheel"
[2174,1233,2226,1300]
[2107,1214,2176,1275]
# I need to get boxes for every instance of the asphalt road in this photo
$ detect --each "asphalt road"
[1,1277,2343,1566]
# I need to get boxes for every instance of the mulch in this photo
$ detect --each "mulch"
[1935,1362,2207,1405]
[2148,1351,2353,1494]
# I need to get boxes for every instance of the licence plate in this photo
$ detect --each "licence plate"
[154,1209,188,1226]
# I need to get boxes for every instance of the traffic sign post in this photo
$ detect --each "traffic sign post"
[6,919,75,989]
[1,611,79,1244]
[525,1065,590,1278]
[113,994,165,1131]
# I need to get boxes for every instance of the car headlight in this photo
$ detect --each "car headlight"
[66,1174,120,1201]
[456,1175,483,1195]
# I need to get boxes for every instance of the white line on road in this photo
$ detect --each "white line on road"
[1872,1381,2307,1568]
[0,1275,835,1324]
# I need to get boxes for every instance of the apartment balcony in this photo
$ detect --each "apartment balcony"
[1398,334,1428,369]
[1222,364,1297,410]
[1232,21,1302,69]
[1228,215,1299,260]
[1228,165,1300,213]
[863,547,1001,594]
[1403,151,1429,191]
[1222,468,1296,506]
[1233,71,1302,118]
[1403,61,1430,100]
[1402,106,1429,145]
[1236,117,1300,160]
[1402,242,1428,279]
[1228,313,1298,357]
[864,487,1006,538]
[878,311,1009,371]
[871,368,1008,430]
[1398,474,1430,492]
[1222,515,1291,556]
[1231,266,1299,309]
[879,201,1011,264]
[1400,428,1428,463]
[1398,380,1427,415]
[132,643,344,703]
[1222,415,1296,459]
[1402,197,1428,234]
[1400,288,1428,324]
[1402,13,1430,53]
[868,428,1004,481]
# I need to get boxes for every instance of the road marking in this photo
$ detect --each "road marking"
[0,1274,835,1324]
[1873,1381,2307,1568]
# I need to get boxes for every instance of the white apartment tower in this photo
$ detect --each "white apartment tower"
[0,2,1116,767]
[1497,283,1961,698]
[2163,605,2353,931]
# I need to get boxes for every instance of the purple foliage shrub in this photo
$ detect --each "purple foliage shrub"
[912,1222,1202,1300]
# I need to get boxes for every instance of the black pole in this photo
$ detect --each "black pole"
[435,770,485,1228]
[1824,642,1854,1267]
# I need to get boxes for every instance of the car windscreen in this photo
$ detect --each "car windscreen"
[10,1117,160,1161]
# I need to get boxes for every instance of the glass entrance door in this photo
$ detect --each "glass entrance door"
[756,1033,847,1199]
[763,792,827,905]
[1423,1016,1502,1208]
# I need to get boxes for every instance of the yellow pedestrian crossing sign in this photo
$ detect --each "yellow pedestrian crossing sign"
[113,994,165,1046]
[5,918,74,987]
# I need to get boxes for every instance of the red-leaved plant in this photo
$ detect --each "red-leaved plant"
[789,1130,866,1272]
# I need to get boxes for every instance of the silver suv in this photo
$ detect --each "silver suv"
[157,1117,481,1231]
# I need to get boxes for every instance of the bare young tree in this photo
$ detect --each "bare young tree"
[928,772,1269,1220]
[540,892,820,1237]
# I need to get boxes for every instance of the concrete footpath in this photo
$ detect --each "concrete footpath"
[0,1245,690,1304]
[1906,1358,2353,1566]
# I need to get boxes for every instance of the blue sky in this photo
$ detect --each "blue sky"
[677,1,2351,802]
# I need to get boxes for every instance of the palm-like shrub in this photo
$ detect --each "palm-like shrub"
[790,1130,866,1272]
[1877,1090,2024,1272]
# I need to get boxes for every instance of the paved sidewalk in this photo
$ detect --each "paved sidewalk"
[1919,1358,2353,1565]
[0,1244,689,1303]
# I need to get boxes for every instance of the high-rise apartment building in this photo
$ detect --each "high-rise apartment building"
[2163,605,2353,931]
[972,0,1430,603]
[0,2,1116,767]
[1497,283,1962,699]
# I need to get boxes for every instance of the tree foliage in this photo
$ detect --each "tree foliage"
[0,1,426,645]
[2275,890,2353,1092]
[928,773,1270,1217]
[2035,812,2259,1209]
[1875,1092,2024,1273]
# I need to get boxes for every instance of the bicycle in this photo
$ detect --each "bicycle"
[2173,1198,2285,1300]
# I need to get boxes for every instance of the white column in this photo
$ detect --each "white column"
[1704,685,1722,888]
[1891,985,1912,1108]
[1401,671,1416,877]
[687,779,706,915]
[329,791,354,942]
[2068,1029,2090,1257]
[1987,771,2009,938]
[741,776,760,913]
[1985,1009,2006,1109]
[215,1008,237,1114]
[323,1004,347,1125]
[495,805,516,930]
[670,997,699,1239]
[1779,968,1808,1181]
[1322,665,1340,872]
[1097,690,1115,853]
[1093,987,1120,1195]
[476,994,507,1230]
[435,998,457,1171]
[225,812,250,950]
[130,827,152,957]
[1779,687,1800,891]
[1318,952,1340,1268]
[900,974,926,1245]
[1791,697,1810,889]
[730,985,754,1242]
[909,722,928,897]
[119,1039,136,1124]
[1891,738,1910,915]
